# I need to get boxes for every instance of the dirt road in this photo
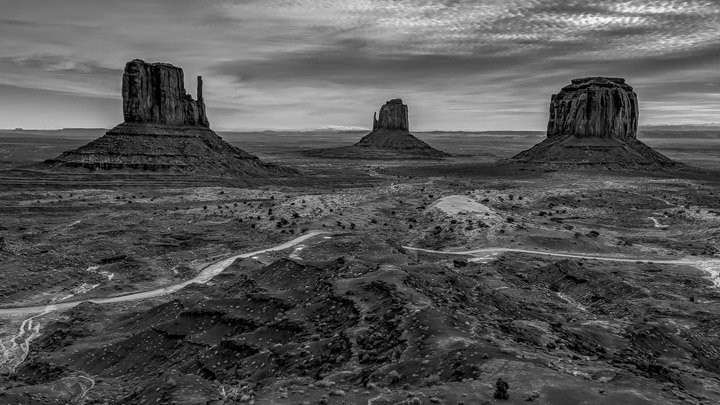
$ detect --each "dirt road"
[0,231,329,317]
[403,245,720,287]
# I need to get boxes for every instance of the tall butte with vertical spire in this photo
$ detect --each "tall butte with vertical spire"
[46,59,287,176]
[305,98,448,158]
[354,98,447,156]
[121,60,209,127]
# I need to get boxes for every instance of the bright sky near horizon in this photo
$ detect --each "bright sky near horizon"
[0,0,719,130]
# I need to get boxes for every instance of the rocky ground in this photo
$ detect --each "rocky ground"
[1,150,720,404]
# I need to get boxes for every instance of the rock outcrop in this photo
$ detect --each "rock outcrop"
[546,77,637,140]
[372,98,409,131]
[511,77,676,167]
[122,59,209,127]
[303,98,448,159]
[352,99,448,157]
[46,60,287,176]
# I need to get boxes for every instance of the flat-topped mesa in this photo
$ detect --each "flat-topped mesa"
[510,76,677,167]
[122,59,209,127]
[372,98,409,132]
[547,77,638,140]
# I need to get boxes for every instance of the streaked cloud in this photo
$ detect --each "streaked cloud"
[0,0,718,129]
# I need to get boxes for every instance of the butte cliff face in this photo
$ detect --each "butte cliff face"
[512,77,675,167]
[372,98,409,132]
[352,99,448,157]
[547,77,638,140]
[122,59,209,127]
[46,60,287,176]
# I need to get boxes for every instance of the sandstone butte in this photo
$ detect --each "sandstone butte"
[46,60,286,176]
[512,77,676,167]
[354,98,448,157]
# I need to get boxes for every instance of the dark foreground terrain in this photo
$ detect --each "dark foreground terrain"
[0,129,719,404]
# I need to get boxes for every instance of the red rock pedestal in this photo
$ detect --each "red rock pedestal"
[512,77,676,167]
[354,99,447,157]
[372,98,409,132]
[547,77,638,140]
[46,60,287,176]
[123,59,209,127]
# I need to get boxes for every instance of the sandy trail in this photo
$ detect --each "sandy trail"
[0,231,329,317]
[648,217,669,228]
[651,196,676,207]
[403,245,700,264]
[403,245,720,287]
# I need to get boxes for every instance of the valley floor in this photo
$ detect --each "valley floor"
[1,139,719,404]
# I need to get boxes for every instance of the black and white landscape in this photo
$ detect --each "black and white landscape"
[1,1,720,404]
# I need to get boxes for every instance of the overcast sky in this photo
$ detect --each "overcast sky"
[1,0,719,130]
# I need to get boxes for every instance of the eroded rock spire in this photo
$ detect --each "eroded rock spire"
[372,98,409,132]
[122,59,209,127]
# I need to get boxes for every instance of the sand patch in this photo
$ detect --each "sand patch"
[428,195,498,217]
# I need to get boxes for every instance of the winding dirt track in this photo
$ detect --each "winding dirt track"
[0,233,716,317]
[0,232,717,376]
[402,245,700,264]
[402,245,720,287]
[0,231,329,317]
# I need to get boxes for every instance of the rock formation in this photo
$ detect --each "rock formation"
[122,59,209,127]
[46,59,287,176]
[303,98,448,159]
[352,99,448,157]
[512,77,676,167]
[372,98,409,131]
[546,77,637,140]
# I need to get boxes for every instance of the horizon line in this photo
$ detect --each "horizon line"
[3,123,720,133]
